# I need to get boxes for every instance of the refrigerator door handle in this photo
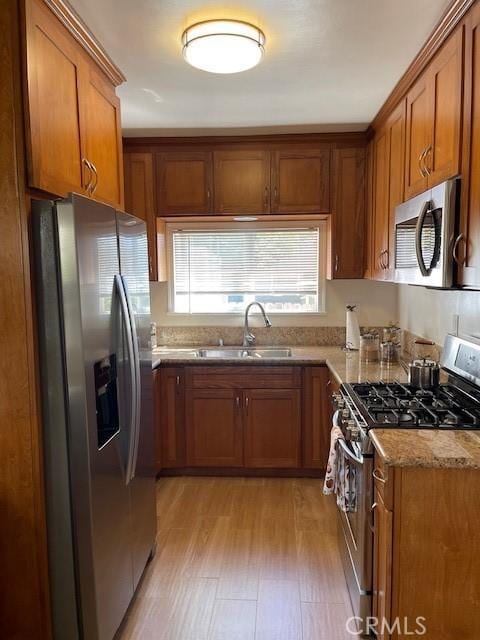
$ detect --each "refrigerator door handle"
[114,274,137,484]
[121,275,141,482]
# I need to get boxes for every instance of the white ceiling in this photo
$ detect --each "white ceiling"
[70,0,451,135]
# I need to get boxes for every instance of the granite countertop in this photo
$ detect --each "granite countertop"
[151,345,408,385]
[370,428,480,469]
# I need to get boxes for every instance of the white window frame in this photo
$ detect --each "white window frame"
[165,219,328,316]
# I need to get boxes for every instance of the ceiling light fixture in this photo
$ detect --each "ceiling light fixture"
[182,20,265,74]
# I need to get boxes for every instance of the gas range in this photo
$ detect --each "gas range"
[343,380,480,430]
[332,334,480,454]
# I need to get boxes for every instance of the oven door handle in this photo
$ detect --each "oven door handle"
[337,437,364,465]
[333,410,364,465]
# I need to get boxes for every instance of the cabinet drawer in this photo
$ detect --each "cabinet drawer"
[373,454,393,510]
[185,366,301,389]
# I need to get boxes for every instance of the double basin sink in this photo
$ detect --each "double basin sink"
[197,347,292,359]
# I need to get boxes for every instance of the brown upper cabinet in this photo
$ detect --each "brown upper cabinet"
[80,66,123,208]
[124,152,165,281]
[370,100,406,281]
[330,147,366,278]
[156,151,213,215]
[24,0,124,207]
[458,3,480,288]
[404,27,463,199]
[271,149,330,213]
[214,150,271,214]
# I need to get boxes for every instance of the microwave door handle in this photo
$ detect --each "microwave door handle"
[114,274,136,484]
[415,200,432,277]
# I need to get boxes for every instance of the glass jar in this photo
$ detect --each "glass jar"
[360,333,379,362]
[380,340,400,363]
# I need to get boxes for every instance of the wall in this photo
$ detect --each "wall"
[398,284,480,345]
[150,279,398,328]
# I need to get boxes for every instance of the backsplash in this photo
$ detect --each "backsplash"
[155,325,386,347]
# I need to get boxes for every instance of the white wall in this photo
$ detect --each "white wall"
[398,284,480,344]
[150,279,398,328]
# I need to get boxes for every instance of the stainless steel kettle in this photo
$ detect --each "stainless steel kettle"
[408,358,440,389]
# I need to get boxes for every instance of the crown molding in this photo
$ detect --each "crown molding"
[123,131,368,150]
[371,0,475,132]
[43,0,126,85]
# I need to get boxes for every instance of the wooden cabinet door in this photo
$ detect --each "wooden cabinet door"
[459,3,480,287]
[185,389,243,467]
[244,389,301,468]
[124,152,161,281]
[79,64,123,208]
[214,150,270,213]
[331,147,365,278]
[156,152,213,215]
[426,27,463,187]
[271,149,330,213]
[24,0,85,196]
[372,129,390,280]
[386,100,406,271]
[158,367,185,469]
[372,490,393,640]
[364,139,375,279]
[404,73,430,200]
[303,367,331,469]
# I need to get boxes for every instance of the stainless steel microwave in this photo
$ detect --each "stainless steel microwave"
[394,178,458,287]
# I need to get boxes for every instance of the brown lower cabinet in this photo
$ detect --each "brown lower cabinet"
[155,364,331,472]
[371,452,480,639]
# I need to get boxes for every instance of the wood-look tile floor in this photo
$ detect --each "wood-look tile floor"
[119,477,354,640]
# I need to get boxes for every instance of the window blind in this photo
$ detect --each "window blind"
[171,227,320,313]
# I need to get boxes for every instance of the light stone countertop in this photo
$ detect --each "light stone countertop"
[151,345,409,385]
[370,428,480,469]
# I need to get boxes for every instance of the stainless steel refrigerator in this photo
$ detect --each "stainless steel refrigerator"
[33,194,157,640]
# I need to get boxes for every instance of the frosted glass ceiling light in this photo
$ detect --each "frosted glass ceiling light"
[182,20,265,74]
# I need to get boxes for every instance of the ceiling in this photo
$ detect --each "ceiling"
[70,0,451,135]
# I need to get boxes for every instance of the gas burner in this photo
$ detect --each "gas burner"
[398,412,416,423]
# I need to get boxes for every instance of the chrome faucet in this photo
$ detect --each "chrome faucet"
[242,302,272,347]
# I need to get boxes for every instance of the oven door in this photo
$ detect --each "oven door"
[334,415,373,634]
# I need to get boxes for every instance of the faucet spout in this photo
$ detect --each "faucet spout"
[242,302,272,347]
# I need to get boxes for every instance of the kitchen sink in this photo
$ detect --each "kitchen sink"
[197,347,292,359]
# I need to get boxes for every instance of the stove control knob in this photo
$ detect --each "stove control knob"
[342,408,350,419]
[346,420,361,441]
[336,398,345,409]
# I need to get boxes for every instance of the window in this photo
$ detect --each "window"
[168,222,325,314]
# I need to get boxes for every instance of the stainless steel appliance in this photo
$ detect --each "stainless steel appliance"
[331,334,480,635]
[394,178,458,287]
[33,194,157,640]
[408,357,440,389]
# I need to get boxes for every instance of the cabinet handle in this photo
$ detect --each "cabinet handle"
[452,233,466,267]
[424,144,432,176]
[245,395,249,414]
[373,468,387,484]
[379,250,387,270]
[418,146,428,178]
[176,375,180,386]
[90,162,98,194]
[335,254,339,272]
[82,158,93,192]
[207,187,211,204]
[264,186,269,209]
[274,186,278,203]
[383,249,389,270]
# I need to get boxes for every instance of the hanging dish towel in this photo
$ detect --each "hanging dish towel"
[323,424,356,512]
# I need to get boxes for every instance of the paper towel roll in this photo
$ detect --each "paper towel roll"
[346,305,360,350]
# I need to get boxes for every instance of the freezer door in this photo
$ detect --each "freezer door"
[55,195,135,640]
[117,211,157,589]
